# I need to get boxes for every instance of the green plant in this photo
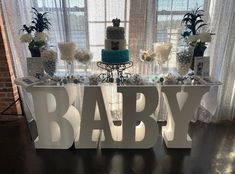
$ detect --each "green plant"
[181,7,207,35]
[21,8,51,34]
[21,24,34,34]
[31,7,51,32]
[28,40,46,49]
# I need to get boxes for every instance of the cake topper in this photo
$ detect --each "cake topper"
[112,18,121,27]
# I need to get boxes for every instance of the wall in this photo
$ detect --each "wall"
[0,10,21,115]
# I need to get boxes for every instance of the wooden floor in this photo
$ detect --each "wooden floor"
[0,115,235,174]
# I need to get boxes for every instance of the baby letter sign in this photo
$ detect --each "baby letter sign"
[28,84,209,149]
[28,85,159,149]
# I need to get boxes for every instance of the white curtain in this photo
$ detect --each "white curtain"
[1,0,34,77]
[201,0,235,122]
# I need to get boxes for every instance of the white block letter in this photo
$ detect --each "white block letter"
[161,86,209,148]
[28,85,80,149]
[118,86,159,148]
[75,86,115,148]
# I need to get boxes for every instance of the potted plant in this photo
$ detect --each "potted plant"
[20,7,51,57]
[181,7,213,70]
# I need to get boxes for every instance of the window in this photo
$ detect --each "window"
[33,0,205,70]
[34,0,88,49]
[155,0,204,67]
[33,0,88,73]
[87,0,130,61]
[34,0,130,63]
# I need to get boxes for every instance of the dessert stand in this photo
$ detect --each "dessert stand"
[97,61,133,84]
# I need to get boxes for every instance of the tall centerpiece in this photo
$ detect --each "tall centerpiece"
[58,42,76,76]
[75,49,93,78]
[181,7,213,70]
[20,8,51,57]
[139,50,155,77]
[153,43,172,73]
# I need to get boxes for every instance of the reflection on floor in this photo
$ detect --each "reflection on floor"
[0,115,234,174]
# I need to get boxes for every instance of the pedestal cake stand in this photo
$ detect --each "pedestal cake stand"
[97,61,133,84]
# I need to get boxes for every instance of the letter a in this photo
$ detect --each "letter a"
[75,86,115,148]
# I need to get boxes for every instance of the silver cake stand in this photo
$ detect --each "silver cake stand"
[97,61,133,84]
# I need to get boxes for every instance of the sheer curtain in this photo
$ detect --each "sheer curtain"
[203,0,235,122]
[1,0,33,77]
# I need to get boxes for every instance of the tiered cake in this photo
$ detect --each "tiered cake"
[101,18,129,64]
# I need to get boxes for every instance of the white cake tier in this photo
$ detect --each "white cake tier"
[107,26,125,39]
[105,39,126,51]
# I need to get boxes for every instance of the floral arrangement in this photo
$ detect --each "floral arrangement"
[163,73,177,84]
[181,6,214,69]
[41,49,57,62]
[187,32,211,43]
[58,42,76,62]
[74,50,93,64]
[181,7,215,70]
[139,50,156,62]
[20,8,51,57]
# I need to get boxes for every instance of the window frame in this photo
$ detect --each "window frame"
[33,0,89,49]
[87,0,130,61]
[154,0,205,67]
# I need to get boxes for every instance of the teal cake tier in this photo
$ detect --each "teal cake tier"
[101,49,129,64]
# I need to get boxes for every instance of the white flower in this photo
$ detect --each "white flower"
[199,32,212,42]
[153,43,172,64]
[41,49,57,61]
[34,32,47,42]
[88,74,100,85]
[164,73,177,84]
[188,35,199,42]
[20,33,32,43]
[58,42,76,61]
[132,74,144,85]
[139,50,155,62]
[74,50,93,64]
